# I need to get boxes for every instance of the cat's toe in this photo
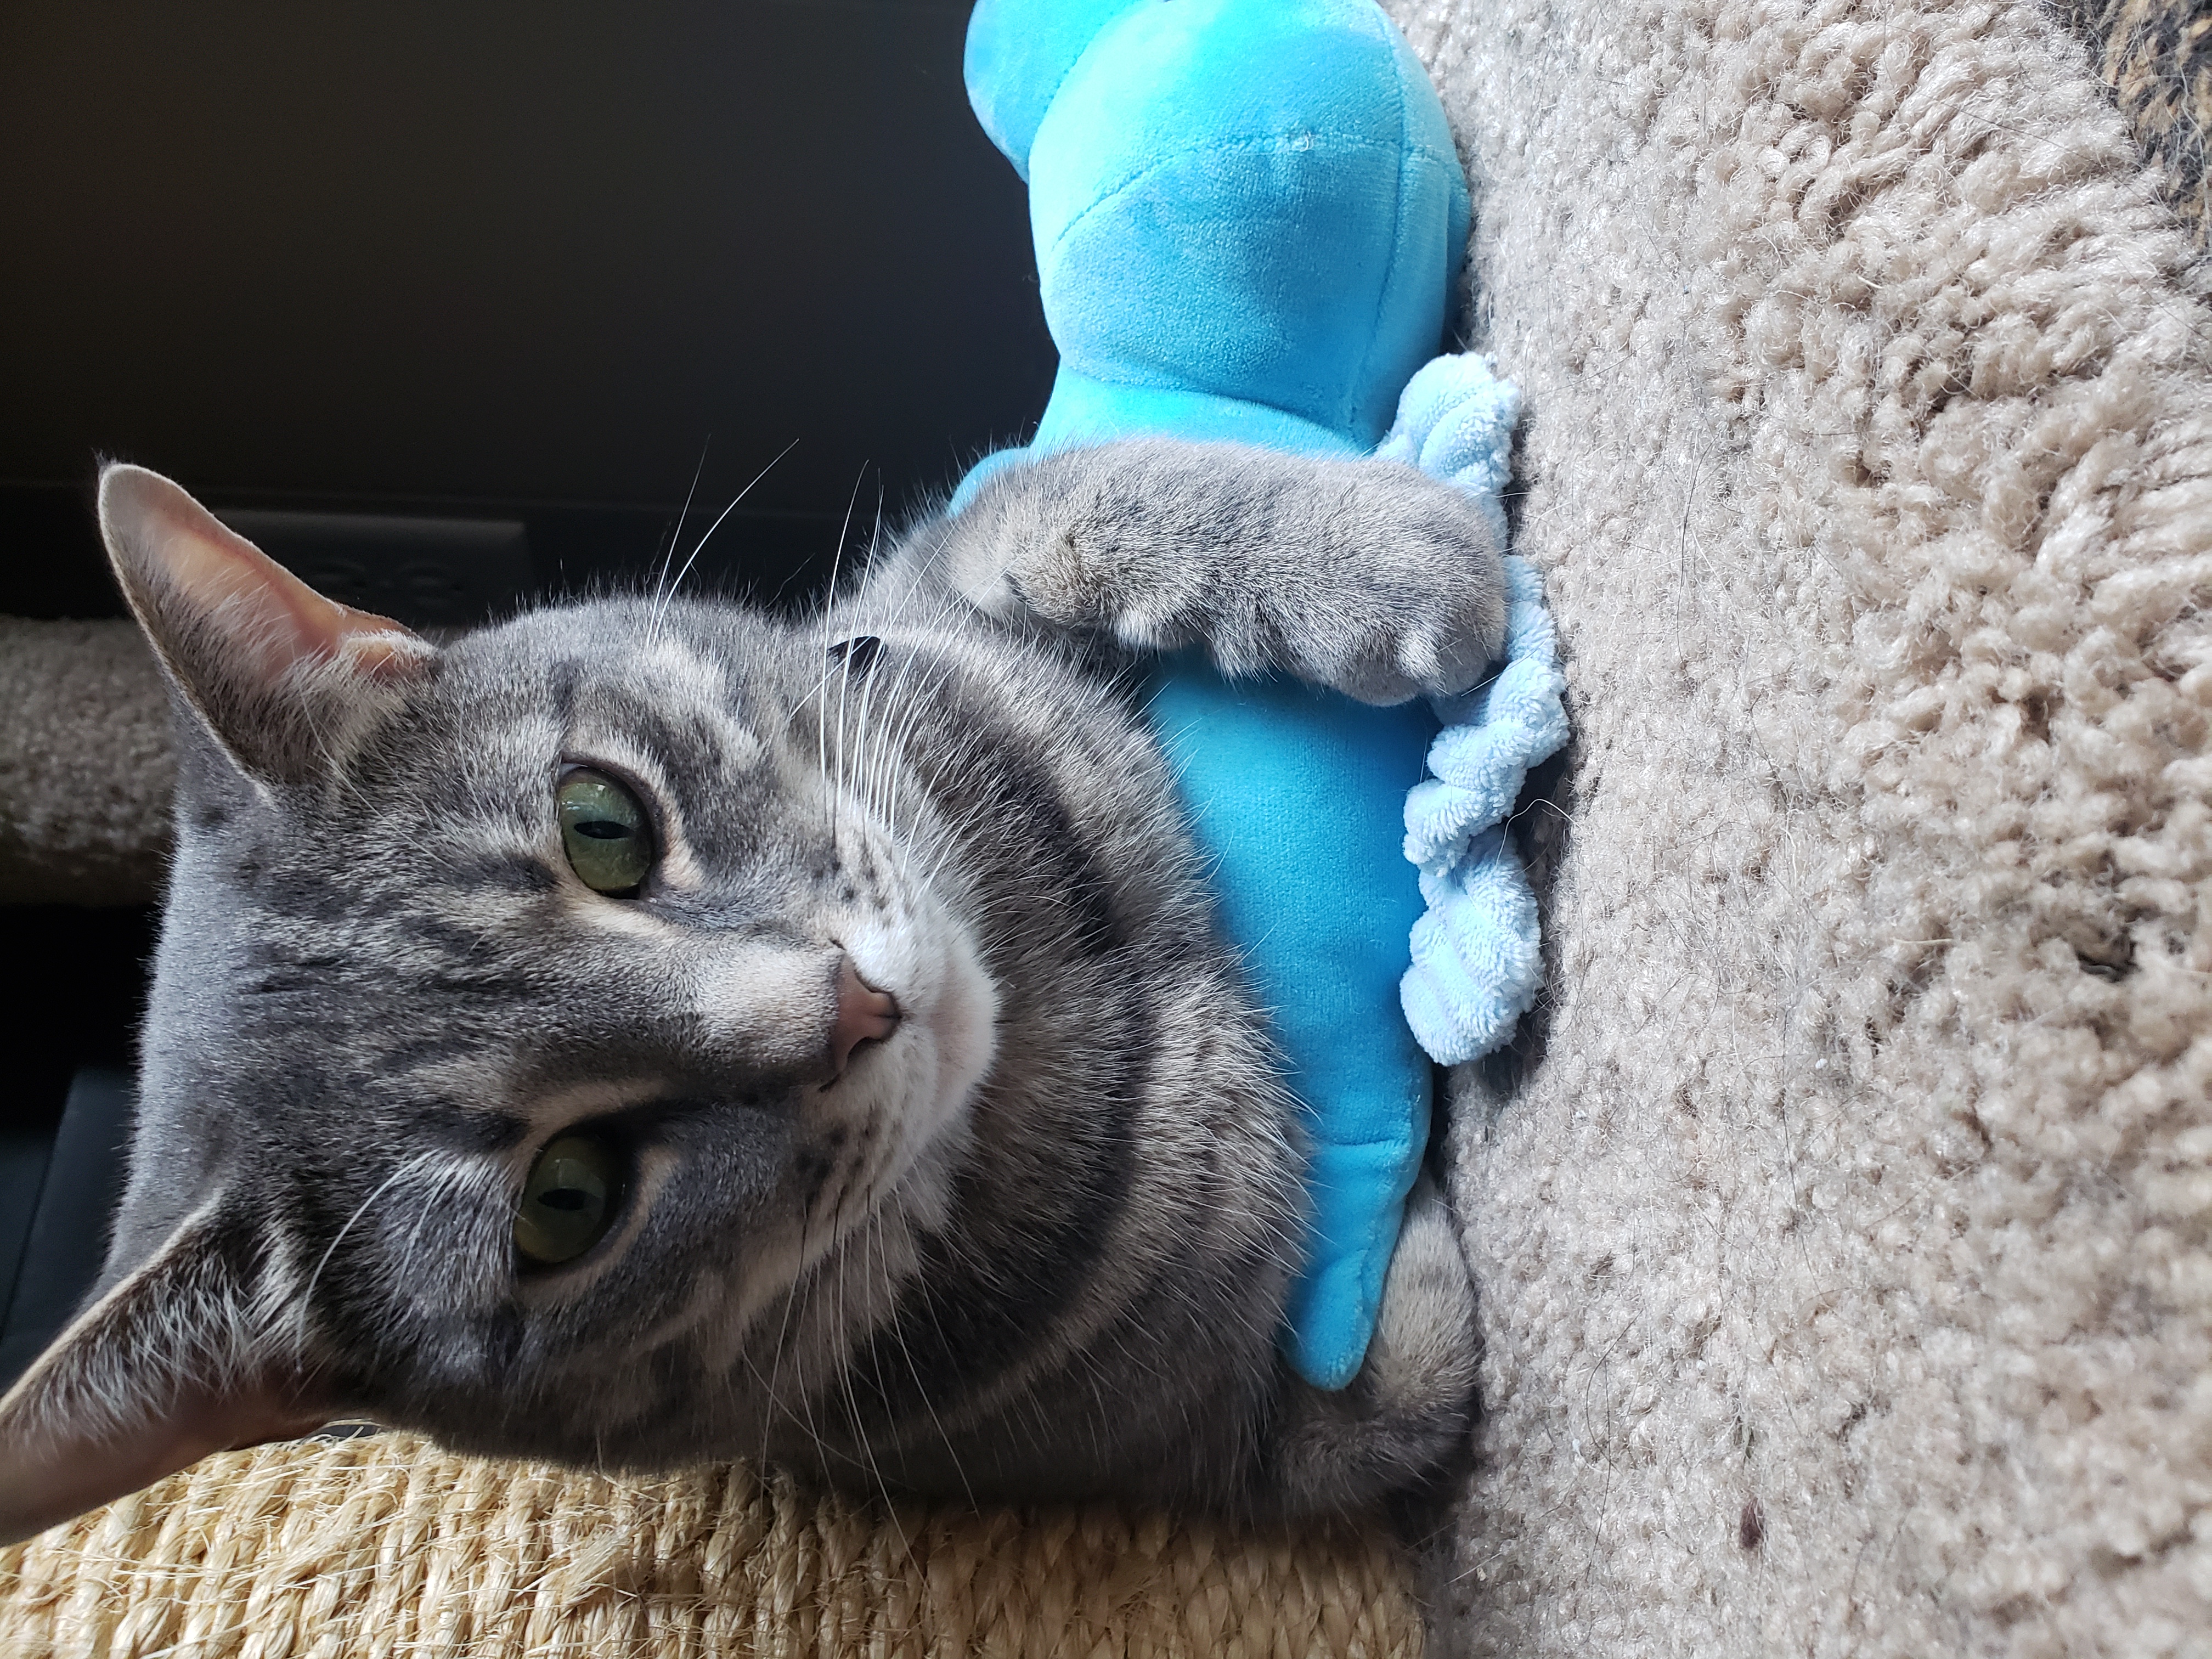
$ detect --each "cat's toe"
[1322,465,1509,702]
[1395,610,1499,702]
[1314,570,1504,706]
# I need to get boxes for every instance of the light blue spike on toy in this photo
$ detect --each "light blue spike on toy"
[1374,352,1522,546]
[1407,572,1568,870]
[1397,549,1569,1064]
[1402,826,1545,1062]
[1378,351,1567,1066]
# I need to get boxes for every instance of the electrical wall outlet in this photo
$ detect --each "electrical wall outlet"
[217,509,532,630]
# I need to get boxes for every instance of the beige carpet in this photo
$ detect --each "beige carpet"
[0,617,170,904]
[1381,0,2212,1650]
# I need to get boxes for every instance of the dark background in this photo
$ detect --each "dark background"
[1,0,1053,614]
[1,0,1054,1383]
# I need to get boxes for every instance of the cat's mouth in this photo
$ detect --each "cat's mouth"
[827,955,900,1084]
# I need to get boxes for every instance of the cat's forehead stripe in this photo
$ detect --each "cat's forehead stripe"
[583,645,765,772]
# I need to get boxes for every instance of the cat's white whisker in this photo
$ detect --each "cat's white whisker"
[648,437,715,646]
[811,465,871,836]
[827,1217,899,1527]
[653,437,802,636]
[294,1155,439,1357]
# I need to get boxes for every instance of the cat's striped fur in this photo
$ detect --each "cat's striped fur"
[0,443,1499,1543]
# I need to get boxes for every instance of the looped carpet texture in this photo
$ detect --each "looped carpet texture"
[0,617,170,905]
[0,1434,1421,1658]
[1380,0,2212,1648]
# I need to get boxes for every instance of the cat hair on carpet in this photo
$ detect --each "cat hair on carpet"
[0,618,171,905]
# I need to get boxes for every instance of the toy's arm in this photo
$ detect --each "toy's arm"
[934,438,1506,706]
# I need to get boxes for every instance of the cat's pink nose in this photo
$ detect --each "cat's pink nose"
[830,956,900,1077]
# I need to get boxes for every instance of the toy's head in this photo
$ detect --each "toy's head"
[961,0,1470,474]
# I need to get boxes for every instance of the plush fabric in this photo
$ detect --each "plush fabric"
[1402,552,1569,1063]
[960,0,1468,458]
[959,0,1498,1391]
[1378,0,2212,1650]
[1380,354,1568,1065]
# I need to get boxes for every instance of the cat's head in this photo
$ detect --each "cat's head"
[0,465,997,1544]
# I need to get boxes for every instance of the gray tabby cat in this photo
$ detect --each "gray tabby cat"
[0,443,1502,1545]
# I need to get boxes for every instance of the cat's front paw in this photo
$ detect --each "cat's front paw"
[938,455,1196,637]
[936,440,1507,704]
[1280,461,1507,706]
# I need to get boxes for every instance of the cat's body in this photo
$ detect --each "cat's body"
[0,441,1499,1543]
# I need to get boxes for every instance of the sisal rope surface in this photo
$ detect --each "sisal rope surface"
[0,1434,1420,1659]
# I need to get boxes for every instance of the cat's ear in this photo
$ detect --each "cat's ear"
[98,462,436,784]
[0,1214,338,1547]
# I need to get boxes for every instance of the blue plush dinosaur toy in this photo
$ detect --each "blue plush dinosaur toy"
[954,0,1558,1390]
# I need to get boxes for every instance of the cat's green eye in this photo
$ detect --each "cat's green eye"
[556,769,652,895]
[515,1135,624,1267]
